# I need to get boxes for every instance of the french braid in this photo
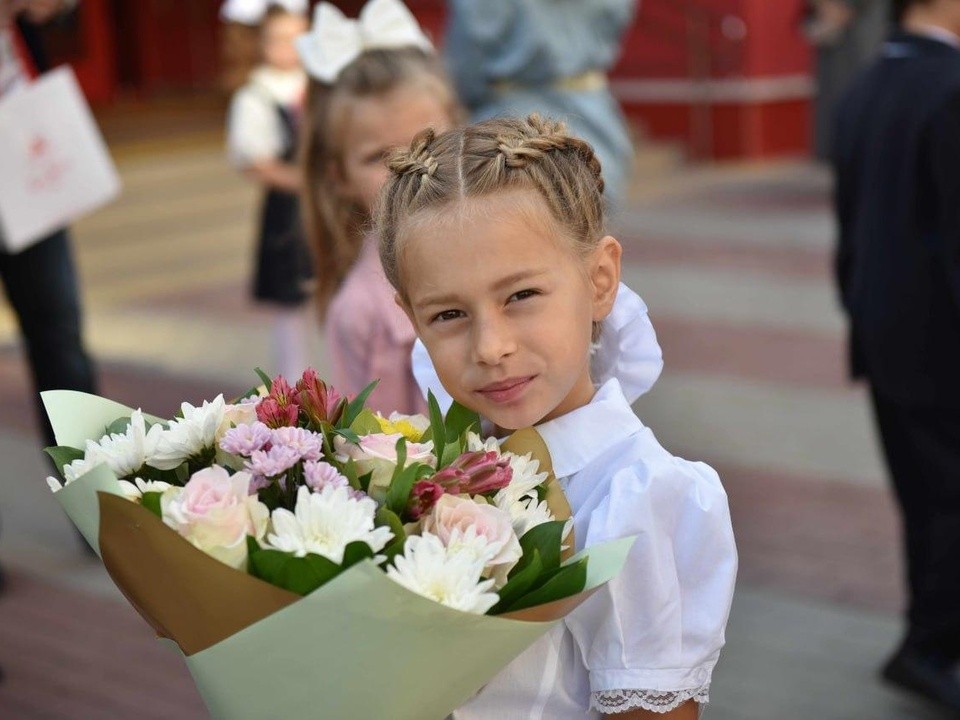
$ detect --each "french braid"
[377,114,607,293]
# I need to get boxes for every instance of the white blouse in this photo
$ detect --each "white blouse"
[225,65,306,168]
[453,379,738,718]
[412,282,665,411]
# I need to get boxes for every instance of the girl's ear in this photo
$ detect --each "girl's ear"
[589,236,622,322]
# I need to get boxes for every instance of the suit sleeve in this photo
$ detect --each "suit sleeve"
[928,90,960,314]
[831,94,856,312]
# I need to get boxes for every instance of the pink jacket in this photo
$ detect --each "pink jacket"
[324,237,427,416]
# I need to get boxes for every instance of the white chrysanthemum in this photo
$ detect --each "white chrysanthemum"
[150,395,227,471]
[500,451,549,502]
[466,432,500,454]
[63,454,102,484]
[118,478,174,502]
[386,533,499,614]
[265,485,393,563]
[91,409,164,479]
[496,494,556,539]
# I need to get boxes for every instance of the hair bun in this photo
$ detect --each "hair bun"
[388,127,439,182]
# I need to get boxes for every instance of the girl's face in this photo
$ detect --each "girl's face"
[336,86,451,212]
[261,13,308,72]
[399,192,621,430]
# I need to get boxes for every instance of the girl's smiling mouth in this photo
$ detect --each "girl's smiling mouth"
[476,376,537,404]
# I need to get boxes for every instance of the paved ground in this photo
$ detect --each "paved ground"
[0,118,949,718]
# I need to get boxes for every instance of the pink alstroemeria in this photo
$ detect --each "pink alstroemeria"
[256,397,299,429]
[431,451,513,496]
[406,480,444,520]
[296,368,345,427]
[256,376,300,428]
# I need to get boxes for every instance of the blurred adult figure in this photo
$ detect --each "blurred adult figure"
[444,0,637,210]
[0,0,97,682]
[833,0,960,710]
[0,0,96,449]
[803,0,889,158]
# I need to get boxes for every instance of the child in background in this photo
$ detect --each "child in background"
[376,115,737,719]
[226,2,313,380]
[295,0,459,415]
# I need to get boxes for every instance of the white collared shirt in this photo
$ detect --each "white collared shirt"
[226,65,306,167]
[453,379,738,718]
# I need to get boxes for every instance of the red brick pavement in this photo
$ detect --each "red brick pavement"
[0,568,206,719]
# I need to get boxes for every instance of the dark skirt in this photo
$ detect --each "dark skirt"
[252,189,313,306]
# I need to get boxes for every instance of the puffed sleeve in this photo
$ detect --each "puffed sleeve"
[226,86,284,168]
[564,453,737,714]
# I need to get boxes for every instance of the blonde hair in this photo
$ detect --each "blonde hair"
[376,115,606,296]
[300,47,458,318]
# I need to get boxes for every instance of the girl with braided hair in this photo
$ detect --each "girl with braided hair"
[377,115,737,719]
[295,0,459,415]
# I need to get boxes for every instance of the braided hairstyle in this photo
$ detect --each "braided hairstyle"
[376,114,606,294]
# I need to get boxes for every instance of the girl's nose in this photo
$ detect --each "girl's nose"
[471,315,516,366]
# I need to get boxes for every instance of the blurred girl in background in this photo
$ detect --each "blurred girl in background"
[296,0,460,414]
[225,1,313,380]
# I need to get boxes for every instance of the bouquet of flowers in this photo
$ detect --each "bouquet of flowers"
[43,369,633,720]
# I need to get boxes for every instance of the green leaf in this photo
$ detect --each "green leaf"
[174,463,190,484]
[338,381,379,429]
[340,459,361,491]
[104,415,132,436]
[512,520,566,577]
[490,551,543,615]
[385,464,423,517]
[503,558,588,613]
[236,385,262,403]
[444,401,480,444]
[43,446,84,479]
[248,549,344,596]
[440,441,462,468]
[426,391,446,466]
[254,367,273,392]
[333,428,361,446]
[393,436,408,476]
[376,507,409,563]
[140,492,163,519]
[358,471,373,494]
[349,408,383,436]
[340,540,375,569]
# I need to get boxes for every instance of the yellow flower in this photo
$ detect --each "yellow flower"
[375,412,430,442]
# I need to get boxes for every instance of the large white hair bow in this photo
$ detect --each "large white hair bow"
[220,0,308,25]
[295,0,433,83]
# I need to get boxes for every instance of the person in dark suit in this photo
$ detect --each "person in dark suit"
[833,0,960,711]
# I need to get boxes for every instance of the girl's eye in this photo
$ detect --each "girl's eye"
[431,309,464,324]
[508,289,540,303]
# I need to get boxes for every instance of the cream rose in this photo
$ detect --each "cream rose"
[161,466,268,570]
[422,494,522,588]
[334,433,435,502]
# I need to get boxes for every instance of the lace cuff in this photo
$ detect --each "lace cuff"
[590,685,710,715]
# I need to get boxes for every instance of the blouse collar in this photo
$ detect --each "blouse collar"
[535,379,642,480]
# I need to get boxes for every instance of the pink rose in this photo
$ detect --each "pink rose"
[161,466,269,569]
[334,433,435,502]
[422,494,522,588]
